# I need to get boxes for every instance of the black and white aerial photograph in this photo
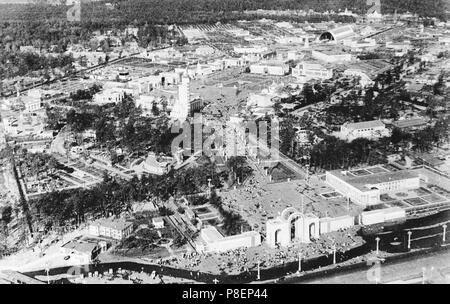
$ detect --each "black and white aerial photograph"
[0,0,449,293]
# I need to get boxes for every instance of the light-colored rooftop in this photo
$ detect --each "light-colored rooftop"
[201,226,224,243]
[328,169,419,192]
[91,218,132,231]
[62,241,98,254]
[342,120,385,130]
[152,217,164,224]
[392,118,428,129]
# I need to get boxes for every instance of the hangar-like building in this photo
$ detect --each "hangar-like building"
[319,25,356,42]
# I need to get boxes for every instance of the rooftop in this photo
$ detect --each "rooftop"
[392,118,428,129]
[328,168,419,192]
[62,241,99,254]
[342,120,385,130]
[201,226,224,243]
[152,217,164,224]
[91,217,132,231]
[344,59,392,79]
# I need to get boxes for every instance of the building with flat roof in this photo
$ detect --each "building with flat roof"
[152,217,165,229]
[326,167,420,207]
[292,62,333,81]
[93,89,125,104]
[132,152,174,176]
[21,96,42,112]
[249,61,289,76]
[61,240,101,263]
[196,226,261,253]
[312,50,353,63]
[343,59,392,87]
[89,217,133,240]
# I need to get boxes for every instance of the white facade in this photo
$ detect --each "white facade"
[223,57,244,68]
[319,25,356,42]
[152,217,165,229]
[170,73,191,121]
[276,36,305,44]
[197,226,261,253]
[319,215,354,234]
[292,62,333,81]
[366,11,384,23]
[326,168,421,207]
[343,38,377,51]
[312,50,353,63]
[343,69,374,87]
[340,120,390,141]
[132,152,174,175]
[128,76,162,94]
[89,218,133,240]
[195,45,216,56]
[249,62,289,76]
[233,45,268,54]
[93,89,125,104]
[266,208,320,248]
[360,207,406,225]
[22,96,42,112]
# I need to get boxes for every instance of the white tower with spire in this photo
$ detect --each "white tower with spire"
[171,71,191,122]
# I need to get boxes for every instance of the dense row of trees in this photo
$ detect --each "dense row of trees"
[0,0,446,79]
[283,116,450,172]
[18,152,59,179]
[225,156,253,184]
[279,51,450,171]
[31,156,239,227]
[0,51,74,80]
[1,1,446,23]
[69,84,102,101]
[209,191,250,236]
[62,95,175,155]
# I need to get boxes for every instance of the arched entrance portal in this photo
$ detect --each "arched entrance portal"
[274,229,282,246]
[287,213,303,242]
[309,222,316,240]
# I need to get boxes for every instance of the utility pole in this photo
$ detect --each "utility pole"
[443,224,447,243]
[332,244,336,265]
[407,231,412,250]
[45,266,50,284]
[375,237,380,255]
[298,251,302,273]
[257,260,261,280]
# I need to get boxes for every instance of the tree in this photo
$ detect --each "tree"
[151,102,160,116]
[1,206,13,225]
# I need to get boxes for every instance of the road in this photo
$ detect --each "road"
[300,249,450,284]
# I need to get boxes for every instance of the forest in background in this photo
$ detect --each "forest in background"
[0,0,447,24]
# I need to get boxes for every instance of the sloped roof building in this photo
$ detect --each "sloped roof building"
[319,25,356,42]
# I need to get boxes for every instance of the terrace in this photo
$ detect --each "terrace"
[377,183,450,216]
